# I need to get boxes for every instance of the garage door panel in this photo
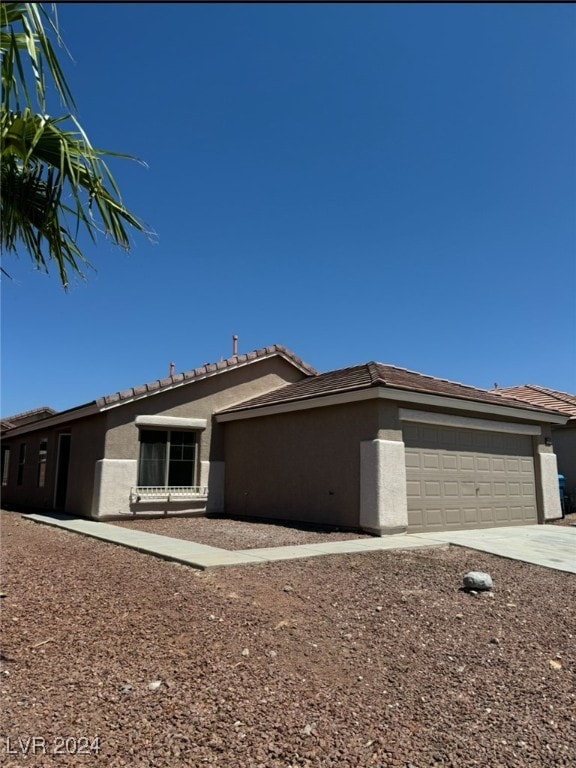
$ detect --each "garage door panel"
[441,455,458,471]
[459,456,475,471]
[424,481,441,496]
[476,456,491,471]
[445,508,462,524]
[464,507,481,523]
[408,509,424,528]
[443,481,459,496]
[510,506,525,520]
[405,451,420,468]
[426,509,444,526]
[406,480,422,497]
[405,424,538,532]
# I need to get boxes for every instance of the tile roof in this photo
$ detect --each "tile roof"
[0,406,57,429]
[492,385,576,420]
[221,362,565,415]
[95,345,316,407]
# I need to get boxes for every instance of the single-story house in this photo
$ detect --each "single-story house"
[492,385,576,512]
[1,344,568,534]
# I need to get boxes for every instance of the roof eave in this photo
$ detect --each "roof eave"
[1,402,100,438]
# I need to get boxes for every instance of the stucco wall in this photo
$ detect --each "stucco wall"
[552,425,576,502]
[102,357,306,470]
[1,414,106,515]
[223,400,393,528]
[63,415,107,516]
[2,431,57,510]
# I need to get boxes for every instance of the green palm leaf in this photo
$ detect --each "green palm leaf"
[1,3,150,288]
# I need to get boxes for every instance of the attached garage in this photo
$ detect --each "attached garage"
[403,422,538,532]
[218,361,567,535]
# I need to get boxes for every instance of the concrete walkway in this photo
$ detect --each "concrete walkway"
[417,525,576,574]
[21,513,576,573]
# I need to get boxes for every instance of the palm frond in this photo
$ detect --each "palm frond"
[0,4,151,288]
[1,110,149,287]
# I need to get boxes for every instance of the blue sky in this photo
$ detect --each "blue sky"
[2,2,575,416]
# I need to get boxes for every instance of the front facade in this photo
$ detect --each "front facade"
[1,346,315,519]
[1,347,567,533]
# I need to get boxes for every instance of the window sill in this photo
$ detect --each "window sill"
[130,486,208,503]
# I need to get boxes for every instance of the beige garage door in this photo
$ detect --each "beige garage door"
[404,423,538,532]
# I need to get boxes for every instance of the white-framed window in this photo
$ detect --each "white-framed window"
[137,430,198,487]
[1,446,10,486]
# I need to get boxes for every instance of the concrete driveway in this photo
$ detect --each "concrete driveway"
[415,525,576,574]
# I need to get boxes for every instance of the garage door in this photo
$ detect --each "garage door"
[404,423,538,532]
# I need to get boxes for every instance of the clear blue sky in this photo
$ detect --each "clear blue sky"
[2,2,575,416]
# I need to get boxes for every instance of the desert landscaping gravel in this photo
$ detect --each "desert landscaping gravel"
[112,515,372,550]
[1,509,575,767]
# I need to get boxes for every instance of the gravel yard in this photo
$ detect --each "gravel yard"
[1,509,575,768]
[113,511,576,549]
[112,515,372,550]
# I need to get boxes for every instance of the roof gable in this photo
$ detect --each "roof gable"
[95,345,316,408]
[1,346,316,436]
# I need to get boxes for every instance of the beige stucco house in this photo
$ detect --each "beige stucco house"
[1,345,568,534]
[1,346,314,519]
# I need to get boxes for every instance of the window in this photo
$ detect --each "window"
[37,439,48,487]
[17,443,26,485]
[1,447,10,486]
[138,430,197,487]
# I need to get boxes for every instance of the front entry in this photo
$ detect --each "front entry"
[54,434,71,510]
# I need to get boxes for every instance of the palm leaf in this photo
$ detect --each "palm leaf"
[0,4,151,288]
[1,109,149,286]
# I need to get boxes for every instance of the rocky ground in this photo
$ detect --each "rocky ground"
[1,509,575,767]
[113,515,371,550]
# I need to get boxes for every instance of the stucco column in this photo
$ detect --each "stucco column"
[537,448,562,521]
[200,460,225,513]
[360,439,408,535]
[92,459,137,518]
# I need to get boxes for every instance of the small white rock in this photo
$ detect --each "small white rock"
[463,571,493,591]
[148,680,162,691]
